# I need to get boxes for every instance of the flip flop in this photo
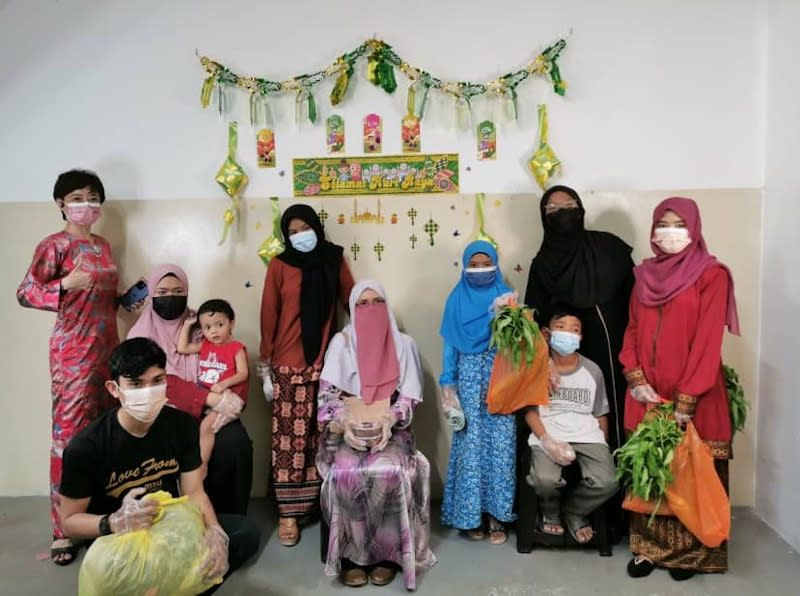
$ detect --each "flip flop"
[466,528,486,541]
[51,538,78,566]
[488,527,507,545]
[538,514,565,536]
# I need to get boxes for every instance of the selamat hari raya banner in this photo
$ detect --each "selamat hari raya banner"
[293,154,459,197]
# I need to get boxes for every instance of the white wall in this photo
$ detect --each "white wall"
[756,0,800,551]
[0,0,764,202]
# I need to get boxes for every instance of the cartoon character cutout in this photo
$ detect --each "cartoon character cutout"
[257,129,276,168]
[349,162,362,182]
[338,159,351,182]
[363,113,382,154]
[326,114,345,154]
[477,120,497,161]
[401,114,421,153]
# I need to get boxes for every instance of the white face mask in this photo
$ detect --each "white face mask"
[117,383,167,423]
[653,227,691,254]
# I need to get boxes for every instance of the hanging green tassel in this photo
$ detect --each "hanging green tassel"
[217,83,227,118]
[417,82,430,119]
[330,63,353,106]
[307,90,317,124]
[201,75,215,108]
[550,61,567,96]
[379,59,397,94]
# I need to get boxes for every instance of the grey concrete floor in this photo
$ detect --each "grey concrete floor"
[1,498,798,595]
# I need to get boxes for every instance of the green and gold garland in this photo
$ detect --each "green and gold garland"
[199,37,568,126]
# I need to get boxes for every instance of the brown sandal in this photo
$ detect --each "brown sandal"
[278,517,299,547]
[488,520,507,545]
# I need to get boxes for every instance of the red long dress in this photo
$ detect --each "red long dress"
[17,232,119,539]
[620,264,731,572]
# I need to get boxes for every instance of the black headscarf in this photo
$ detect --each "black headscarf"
[277,204,344,365]
[529,185,632,309]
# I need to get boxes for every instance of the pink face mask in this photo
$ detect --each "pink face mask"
[65,202,101,226]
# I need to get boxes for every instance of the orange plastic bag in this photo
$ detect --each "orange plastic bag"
[487,334,549,414]
[622,491,674,516]
[664,421,730,547]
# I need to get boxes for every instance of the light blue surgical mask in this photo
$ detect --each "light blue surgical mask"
[290,229,318,253]
[549,330,581,355]
[465,266,497,287]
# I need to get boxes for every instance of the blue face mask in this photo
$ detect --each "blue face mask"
[465,266,497,287]
[289,229,318,253]
[549,330,581,356]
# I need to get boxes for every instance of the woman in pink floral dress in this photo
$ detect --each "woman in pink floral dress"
[17,170,128,565]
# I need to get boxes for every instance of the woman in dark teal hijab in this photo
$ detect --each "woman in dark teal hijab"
[439,240,517,544]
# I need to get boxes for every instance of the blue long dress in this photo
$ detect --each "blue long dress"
[440,345,516,529]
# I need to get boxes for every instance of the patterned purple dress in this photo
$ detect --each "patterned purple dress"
[317,381,437,590]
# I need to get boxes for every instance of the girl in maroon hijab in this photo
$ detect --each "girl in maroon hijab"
[620,197,739,581]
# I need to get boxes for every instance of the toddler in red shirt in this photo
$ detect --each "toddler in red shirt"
[179,299,249,476]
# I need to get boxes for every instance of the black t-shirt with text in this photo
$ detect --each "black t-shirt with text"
[60,406,201,515]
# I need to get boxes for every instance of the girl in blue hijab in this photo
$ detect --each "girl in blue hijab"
[439,241,517,544]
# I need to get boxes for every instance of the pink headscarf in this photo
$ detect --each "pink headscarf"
[634,197,740,335]
[127,264,200,381]
[321,280,423,404]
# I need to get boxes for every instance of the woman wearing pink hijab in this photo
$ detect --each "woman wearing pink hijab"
[620,198,740,582]
[128,264,253,515]
[317,280,436,589]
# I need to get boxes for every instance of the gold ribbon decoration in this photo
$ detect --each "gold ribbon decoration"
[474,193,498,248]
[216,121,248,244]
[528,104,561,191]
[257,196,285,265]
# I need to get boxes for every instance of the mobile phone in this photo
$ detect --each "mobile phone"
[119,280,148,311]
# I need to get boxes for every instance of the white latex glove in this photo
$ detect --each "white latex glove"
[548,358,561,395]
[371,411,397,453]
[257,361,274,403]
[540,434,576,466]
[108,487,159,534]
[211,390,244,433]
[630,383,661,404]
[490,291,519,315]
[674,411,692,426]
[199,524,229,582]
[442,385,465,431]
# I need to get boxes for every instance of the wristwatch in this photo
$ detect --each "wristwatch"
[98,514,112,536]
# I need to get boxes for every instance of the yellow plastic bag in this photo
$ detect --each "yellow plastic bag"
[79,491,221,596]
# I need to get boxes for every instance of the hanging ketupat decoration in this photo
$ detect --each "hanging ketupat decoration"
[528,104,562,191]
[198,37,568,126]
[474,193,498,248]
[257,197,284,265]
[216,122,248,244]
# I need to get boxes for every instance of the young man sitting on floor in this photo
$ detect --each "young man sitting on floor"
[59,337,260,592]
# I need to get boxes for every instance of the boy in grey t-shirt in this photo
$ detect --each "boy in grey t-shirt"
[525,305,618,544]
